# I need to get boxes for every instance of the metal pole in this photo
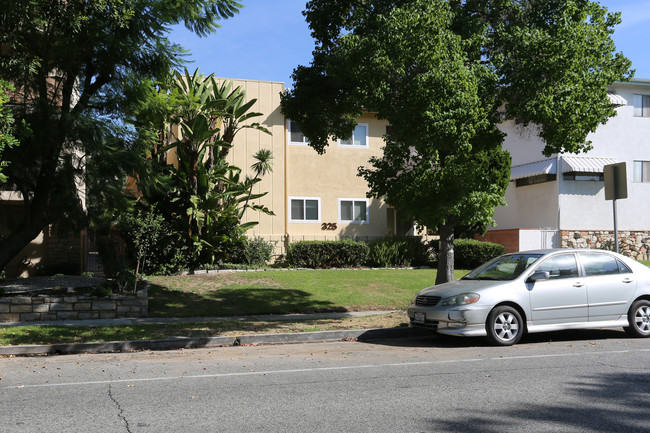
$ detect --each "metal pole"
[613,198,619,254]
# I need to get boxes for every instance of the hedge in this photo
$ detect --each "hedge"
[286,240,369,268]
[452,239,505,269]
[366,235,432,267]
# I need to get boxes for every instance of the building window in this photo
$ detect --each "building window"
[633,95,650,117]
[634,160,650,183]
[339,199,369,224]
[289,197,320,222]
[515,174,556,187]
[563,172,604,181]
[339,123,368,148]
[288,120,309,145]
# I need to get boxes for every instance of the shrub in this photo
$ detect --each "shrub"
[115,210,191,275]
[286,240,369,268]
[431,238,505,269]
[230,237,274,267]
[367,235,432,267]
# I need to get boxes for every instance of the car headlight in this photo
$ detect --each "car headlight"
[441,293,480,307]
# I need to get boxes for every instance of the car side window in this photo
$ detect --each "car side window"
[580,254,622,277]
[535,254,579,279]
[617,260,632,274]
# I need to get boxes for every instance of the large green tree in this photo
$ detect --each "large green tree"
[280,0,632,283]
[0,0,242,270]
[0,80,19,183]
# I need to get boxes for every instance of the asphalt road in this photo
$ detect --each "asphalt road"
[1,329,649,432]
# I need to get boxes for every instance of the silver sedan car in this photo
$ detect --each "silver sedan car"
[407,249,650,346]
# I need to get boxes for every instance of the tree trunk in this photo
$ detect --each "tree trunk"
[0,197,47,272]
[436,217,455,285]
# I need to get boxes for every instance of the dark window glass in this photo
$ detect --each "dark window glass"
[580,254,620,277]
[536,254,579,279]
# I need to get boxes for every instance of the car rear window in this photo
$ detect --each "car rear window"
[580,253,629,276]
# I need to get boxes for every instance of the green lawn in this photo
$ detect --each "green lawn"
[640,260,650,267]
[148,268,469,317]
[4,261,648,347]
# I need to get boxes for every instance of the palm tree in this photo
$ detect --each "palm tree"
[240,148,274,218]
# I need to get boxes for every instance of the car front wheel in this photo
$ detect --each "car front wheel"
[624,300,650,338]
[486,306,524,346]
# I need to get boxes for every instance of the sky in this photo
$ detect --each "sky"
[168,0,650,88]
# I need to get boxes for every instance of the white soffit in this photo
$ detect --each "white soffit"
[561,156,618,173]
[607,92,627,107]
[510,158,557,180]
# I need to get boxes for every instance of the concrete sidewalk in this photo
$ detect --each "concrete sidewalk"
[0,310,430,357]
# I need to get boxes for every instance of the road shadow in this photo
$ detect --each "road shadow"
[359,327,631,349]
[423,371,650,432]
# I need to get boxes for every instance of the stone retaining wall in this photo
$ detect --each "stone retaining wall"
[562,230,650,261]
[0,288,148,323]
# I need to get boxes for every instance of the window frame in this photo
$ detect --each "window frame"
[532,253,579,280]
[579,253,624,277]
[287,120,310,146]
[563,172,604,181]
[338,123,369,149]
[633,160,650,183]
[338,198,370,224]
[288,197,321,223]
[633,94,650,118]
[515,174,557,187]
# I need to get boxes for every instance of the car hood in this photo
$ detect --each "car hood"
[416,279,505,297]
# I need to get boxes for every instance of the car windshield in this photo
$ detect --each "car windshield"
[462,254,543,281]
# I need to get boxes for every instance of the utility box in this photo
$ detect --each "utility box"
[604,162,628,201]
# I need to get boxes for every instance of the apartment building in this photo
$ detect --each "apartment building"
[225,79,414,255]
[479,79,650,260]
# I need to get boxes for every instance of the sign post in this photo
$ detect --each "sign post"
[603,162,628,253]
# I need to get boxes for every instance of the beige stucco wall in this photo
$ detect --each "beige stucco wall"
[286,113,391,242]
[221,79,287,240]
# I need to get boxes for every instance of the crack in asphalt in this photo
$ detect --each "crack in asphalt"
[108,383,133,433]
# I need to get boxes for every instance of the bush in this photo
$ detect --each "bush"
[366,235,432,268]
[286,240,369,268]
[230,237,274,267]
[454,239,505,269]
[115,210,191,275]
[431,238,505,269]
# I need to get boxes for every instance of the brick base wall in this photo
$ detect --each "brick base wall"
[474,229,521,253]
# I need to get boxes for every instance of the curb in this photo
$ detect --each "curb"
[0,327,431,357]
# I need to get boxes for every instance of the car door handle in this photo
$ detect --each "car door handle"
[573,282,585,288]
[622,278,634,284]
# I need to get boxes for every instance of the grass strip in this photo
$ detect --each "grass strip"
[0,312,409,346]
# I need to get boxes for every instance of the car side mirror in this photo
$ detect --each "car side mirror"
[527,271,550,282]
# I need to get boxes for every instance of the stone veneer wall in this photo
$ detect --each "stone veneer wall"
[561,230,650,261]
[0,288,148,323]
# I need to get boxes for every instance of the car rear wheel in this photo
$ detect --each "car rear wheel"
[624,300,650,338]
[486,306,523,346]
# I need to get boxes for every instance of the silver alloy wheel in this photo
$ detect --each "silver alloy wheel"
[494,311,520,342]
[633,305,650,334]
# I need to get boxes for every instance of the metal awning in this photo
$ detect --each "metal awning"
[561,156,618,173]
[510,158,556,180]
[608,92,627,107]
